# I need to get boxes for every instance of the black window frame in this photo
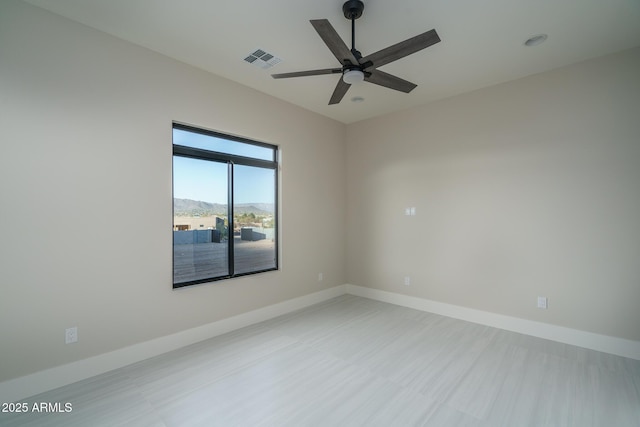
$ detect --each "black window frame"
[172,122,279,289]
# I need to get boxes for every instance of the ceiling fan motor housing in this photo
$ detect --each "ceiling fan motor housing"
[343,0,364,20]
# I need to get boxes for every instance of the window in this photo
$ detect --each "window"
[172,123,278,288]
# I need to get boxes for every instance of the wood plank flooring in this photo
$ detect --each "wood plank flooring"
[173,238,276,283]
[2,295,639,426]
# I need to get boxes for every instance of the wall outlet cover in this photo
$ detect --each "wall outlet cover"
[65,327,78,344]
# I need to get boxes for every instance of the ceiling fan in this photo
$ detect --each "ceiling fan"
[271,0,441,105]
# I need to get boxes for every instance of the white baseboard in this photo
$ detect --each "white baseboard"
[345,284,640,361]
[0,285,347,403]
[3,283,638,403]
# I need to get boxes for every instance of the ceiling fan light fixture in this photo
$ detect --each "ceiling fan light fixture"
[343,69,364,85]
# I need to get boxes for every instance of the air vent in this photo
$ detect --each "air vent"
[243,49,282,69]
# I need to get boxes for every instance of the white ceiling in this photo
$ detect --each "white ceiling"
[24,0,640,124]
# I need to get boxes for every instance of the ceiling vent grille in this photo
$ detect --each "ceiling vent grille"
[243,49,282,69]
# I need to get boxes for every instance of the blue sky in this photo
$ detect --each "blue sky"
[173,128,273,160]
[173,156,275,204]
[173,128,276,204]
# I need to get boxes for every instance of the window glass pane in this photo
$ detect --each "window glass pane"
[172,123,278,288]
[233,165,277,275]
[173,128,273,161]
[173,156,229,284]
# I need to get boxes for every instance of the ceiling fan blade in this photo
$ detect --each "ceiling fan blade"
[329,78,351,105]
[365,70,417,93]
[272,68,342,79]
[310,19,359,66]
[361,29,440,70]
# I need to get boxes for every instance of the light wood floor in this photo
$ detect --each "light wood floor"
[2,295,639,426]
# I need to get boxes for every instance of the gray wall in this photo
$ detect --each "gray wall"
[174,230,216,245]
[346,47,640,341]
[0,0,346,383]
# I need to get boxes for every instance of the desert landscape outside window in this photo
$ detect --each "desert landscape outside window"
[172,123,278,288]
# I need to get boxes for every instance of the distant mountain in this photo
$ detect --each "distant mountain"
[173,198,225,215]
[173,198,274,216]
[243,203,276,213]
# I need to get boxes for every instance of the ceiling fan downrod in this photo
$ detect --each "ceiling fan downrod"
[342,0,364,60]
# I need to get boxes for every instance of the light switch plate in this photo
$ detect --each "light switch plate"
[65,327,78,344]
[537,297,548,309]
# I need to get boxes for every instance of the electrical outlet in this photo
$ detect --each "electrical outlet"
[65,327,78,344]
[537,297,548,309]
[318,272,323,282]
[404,276,411,286]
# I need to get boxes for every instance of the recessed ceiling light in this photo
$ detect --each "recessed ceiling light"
[351,96,365,103]
[524,34,548,47]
